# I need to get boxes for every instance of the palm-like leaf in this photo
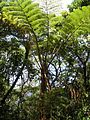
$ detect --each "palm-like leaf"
[1,0,47,36]
[62,6,90,38]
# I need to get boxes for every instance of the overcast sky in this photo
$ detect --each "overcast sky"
[34,0,74,13]
[61,0,74,10]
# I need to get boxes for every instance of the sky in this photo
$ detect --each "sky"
[33,0,74,14]
[61,0,74,10]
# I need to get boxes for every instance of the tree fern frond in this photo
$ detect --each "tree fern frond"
[20,0,32,7]
[23,3,39,13]
[2,0,47,36]
[28,8,41,17]
[62,6,90,38]
[0,1,6,9]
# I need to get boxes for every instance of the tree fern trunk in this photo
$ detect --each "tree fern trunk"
[39,65,47,120]
[39,62,51,120]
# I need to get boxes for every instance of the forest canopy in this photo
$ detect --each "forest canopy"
[0,0,90,120]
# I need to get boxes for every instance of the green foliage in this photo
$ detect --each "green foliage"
[61,6,90,38]
[0,0,90,120]
[68,0,90,12]
[1,0,47,36]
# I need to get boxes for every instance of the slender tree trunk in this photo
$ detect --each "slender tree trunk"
[0,44,29,105]
[0,64,25,105]
[39,63,51,120]
[40,65,47,120]
[83,62,87,90]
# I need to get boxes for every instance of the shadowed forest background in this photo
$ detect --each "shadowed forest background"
[0,0,90,120]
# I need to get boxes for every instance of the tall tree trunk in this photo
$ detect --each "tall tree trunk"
[39,63,51,120]
[83,62,87,90]
[40,65,47,120]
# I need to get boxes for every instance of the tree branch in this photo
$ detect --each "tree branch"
[0,64,25,105]
[0,41,29,105]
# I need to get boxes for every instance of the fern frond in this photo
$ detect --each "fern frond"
[62,6,90,38]
[2,0,46,36]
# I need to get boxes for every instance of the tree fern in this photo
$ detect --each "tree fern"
[2,0,47,36]
[63,6,90,38]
